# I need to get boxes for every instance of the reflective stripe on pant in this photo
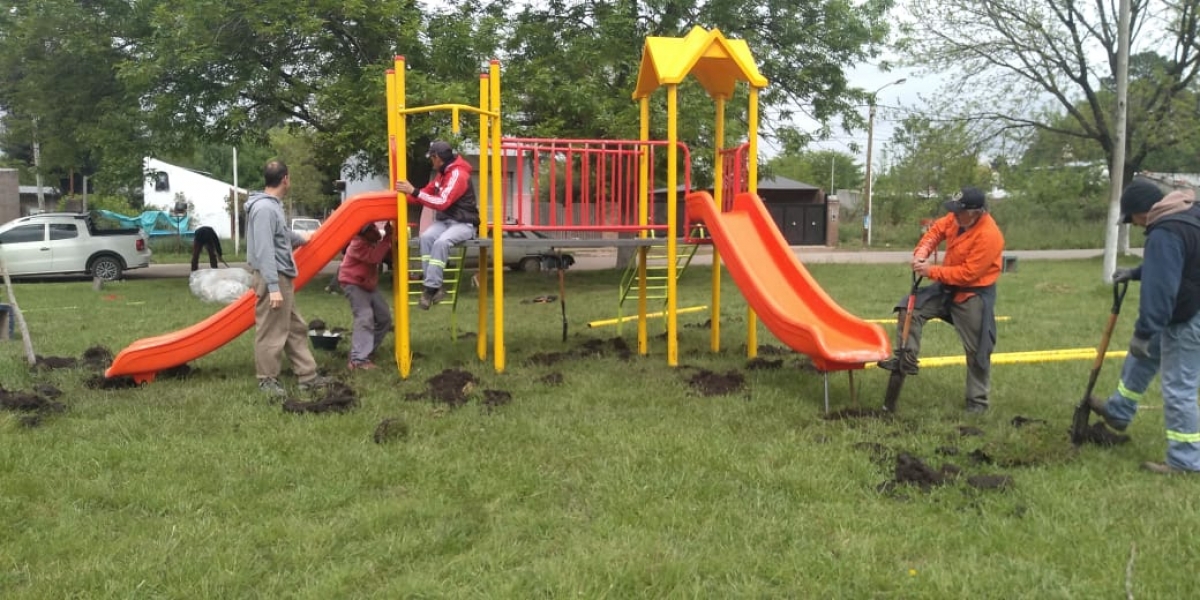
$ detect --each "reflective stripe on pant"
[1161,311,1200,470]
[252,272,318,381]
[899,293,991,407]
[344,284,392,362]
[419,219,475,289]
[1102,337,1161,427]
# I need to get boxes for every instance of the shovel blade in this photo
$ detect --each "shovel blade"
[882,371,907,412]
[1070,400,1092,446]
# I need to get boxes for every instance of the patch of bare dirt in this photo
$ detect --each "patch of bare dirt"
[747,357,783,370]
[0,385,66,413]
[373,417,409,443]
[34,355,77,370]
[686,369,745,397]
[86,375,138,389]
[282,381,358,414]
[482,390,512,413]
[1077,422,1131,446]
[528,352,569,366]
[538,372,564,386]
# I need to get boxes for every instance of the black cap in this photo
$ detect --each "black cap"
[943,187,986,212]
[428,141,454,162]
[1119,179,1165,224]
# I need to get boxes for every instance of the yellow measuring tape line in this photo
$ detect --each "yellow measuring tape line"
[864,348,1126,369]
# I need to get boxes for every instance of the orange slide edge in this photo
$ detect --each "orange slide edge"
[685,190,891,371]
[104,190,405,383]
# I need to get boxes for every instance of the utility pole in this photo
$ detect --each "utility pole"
[32,120,45,212]
[863,78,906,247]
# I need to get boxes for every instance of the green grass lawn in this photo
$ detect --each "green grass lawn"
[2,257,1197,598]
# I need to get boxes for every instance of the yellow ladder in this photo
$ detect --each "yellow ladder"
[406,245,469,338]
[615,241,698,334]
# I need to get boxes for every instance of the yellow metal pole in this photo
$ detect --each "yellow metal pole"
[666,84,678,367]
[490,59,506,373]
[476,72,490,362]
[710,95,725,353]
[746,87,760,359]
[638,98,650,356]
[389,56,413,378]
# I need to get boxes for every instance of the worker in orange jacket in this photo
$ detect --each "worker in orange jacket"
[878,186,1006,413]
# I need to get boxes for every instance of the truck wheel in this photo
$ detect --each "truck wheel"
[516,256,542,272]
[89,255,124,281]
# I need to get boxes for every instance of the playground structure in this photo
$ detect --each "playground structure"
[105,27,892,400]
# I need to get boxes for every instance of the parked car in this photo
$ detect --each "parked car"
[0,212,152,280]
[383,228,571,272]
[291,217,321,232]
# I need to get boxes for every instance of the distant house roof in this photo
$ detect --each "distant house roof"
[653,175,821,195]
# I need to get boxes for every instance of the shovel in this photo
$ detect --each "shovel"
[883,272,923,412]
[1070,280,1129,445]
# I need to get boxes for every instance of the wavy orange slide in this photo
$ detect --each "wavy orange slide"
[106,190,403,383]
[685,191,891,371]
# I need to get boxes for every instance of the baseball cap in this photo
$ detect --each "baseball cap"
[1119,178,1165,223]
[428,141,454,161]
[943,187,986,212]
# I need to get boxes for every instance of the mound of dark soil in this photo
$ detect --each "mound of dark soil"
[282,381,358,414]
[426,369,477,407]
[81,346,113,370]
[687,369,745,397]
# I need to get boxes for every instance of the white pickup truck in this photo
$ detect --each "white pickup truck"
[0,212,152,280]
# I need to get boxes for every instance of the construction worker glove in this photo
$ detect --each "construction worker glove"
[1112,268,1137,283]
[1128,334,1152,359]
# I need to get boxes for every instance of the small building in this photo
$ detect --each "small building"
[654,175,838,246]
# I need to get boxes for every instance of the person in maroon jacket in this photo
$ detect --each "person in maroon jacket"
[337,222,395,370]
[395,140,480,309]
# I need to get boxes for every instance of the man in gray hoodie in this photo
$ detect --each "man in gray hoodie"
[246,159,332,396]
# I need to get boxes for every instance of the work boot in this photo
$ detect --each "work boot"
[1087,396,1129,432]
[965,401,988,414]
[298,375,337,392]
[348,359,377,371]
[877,352,919,375]
[1141,461,1193,475]
[258,377,287,397]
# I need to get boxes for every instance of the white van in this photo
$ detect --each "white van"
[291,218,321,232]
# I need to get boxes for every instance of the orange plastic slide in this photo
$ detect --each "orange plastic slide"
[685,191,891,371]
[106,190,403,383]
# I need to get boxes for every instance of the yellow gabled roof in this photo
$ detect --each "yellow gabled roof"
[632,26,768,100]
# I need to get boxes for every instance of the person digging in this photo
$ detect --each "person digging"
[1086,178,1200,475]
[877,186,1005,414]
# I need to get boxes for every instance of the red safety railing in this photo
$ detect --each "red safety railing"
[498,138,691,238]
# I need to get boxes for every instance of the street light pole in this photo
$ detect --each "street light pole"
[864,77,906,247]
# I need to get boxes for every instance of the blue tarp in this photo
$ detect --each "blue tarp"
[95,210,192,237]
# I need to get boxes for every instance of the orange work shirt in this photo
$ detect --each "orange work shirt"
[914,212,1005,303]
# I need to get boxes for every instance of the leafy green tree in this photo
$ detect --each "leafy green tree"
[0,0,150,192]
[873,116,991,225]
[766,150,862,192]
[901,0,1200,182]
